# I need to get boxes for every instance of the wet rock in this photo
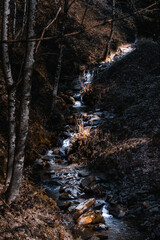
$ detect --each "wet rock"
[77,210,104,225]
[73,198,96,219]
[59,192,75,200]
[94,173,107,182]
[81,176,96,188]
[78,169,90,177]
[62,187,79,198]
[68,205,77,213]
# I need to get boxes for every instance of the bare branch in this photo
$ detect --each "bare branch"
[81,3,88,25]
[1,1,159,44]
[36,6,61,53]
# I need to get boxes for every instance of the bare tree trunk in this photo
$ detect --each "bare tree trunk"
[21,0,28,36]
[2,0,16,190]
[104,0,116,61]
[51,0,69,110]
[51,44,64,110]
[6,0,37,204]
[13,0,17,39]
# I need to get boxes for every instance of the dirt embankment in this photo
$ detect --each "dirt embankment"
[76,39,160,238]
[0,179,74,240]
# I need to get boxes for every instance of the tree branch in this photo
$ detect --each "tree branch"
[35,6,61,53]
[1,1,159,44]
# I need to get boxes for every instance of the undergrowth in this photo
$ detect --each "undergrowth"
[68,116,114,168]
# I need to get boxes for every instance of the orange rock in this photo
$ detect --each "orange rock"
[77,210,104,225]
[73,198,96,219]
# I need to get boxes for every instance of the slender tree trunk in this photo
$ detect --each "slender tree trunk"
[52,44,64,110]
[104,0,116,61]
[5,89,16,190]
[21,0,28,36]
[6,0,37,204]
[2,0,16,190]
[81,3,88,25]
[13,0,17,39]
[51,0,68,110]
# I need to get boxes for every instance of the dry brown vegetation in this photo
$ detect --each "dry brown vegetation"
[0,179,73,240]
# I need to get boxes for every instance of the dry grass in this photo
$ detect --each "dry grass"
[0,178,74,240]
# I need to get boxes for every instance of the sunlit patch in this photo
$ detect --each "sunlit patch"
[105,42,136,63]
[107,137,149,155]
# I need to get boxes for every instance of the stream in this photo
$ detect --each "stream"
[34,42,146,239]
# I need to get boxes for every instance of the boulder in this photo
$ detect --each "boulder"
[77,210,105,225]
[78,169,90,177]
[73,198,96,219]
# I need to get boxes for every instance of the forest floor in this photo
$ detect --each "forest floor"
[0,178,74,240]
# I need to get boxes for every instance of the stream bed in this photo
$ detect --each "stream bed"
[33,42,147,239]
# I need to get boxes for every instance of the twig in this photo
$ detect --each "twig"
[0,36,57,44]
[35,7,61,53]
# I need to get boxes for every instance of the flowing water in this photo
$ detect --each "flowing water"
[34,41,146,239]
